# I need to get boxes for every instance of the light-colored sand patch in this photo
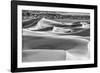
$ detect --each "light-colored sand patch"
[22,49,66,62]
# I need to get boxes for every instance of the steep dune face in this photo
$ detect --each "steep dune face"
[51,26,73,33]
[27,18,62,30]
[22,18,41,28]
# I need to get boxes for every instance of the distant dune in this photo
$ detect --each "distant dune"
[23,18,90,35]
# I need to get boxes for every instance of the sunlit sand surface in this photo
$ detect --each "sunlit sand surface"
[22,49,66,62]
[22,30,89,62]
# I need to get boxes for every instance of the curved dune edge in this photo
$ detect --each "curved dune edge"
[22,40,89,62]
[66,43,89,60]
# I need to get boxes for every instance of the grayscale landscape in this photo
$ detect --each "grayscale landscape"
[22,10,90,62]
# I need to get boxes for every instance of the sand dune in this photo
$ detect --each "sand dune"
[27,18,62,30]
[24,18,89,35]
[22,17,90,62]
[22,29,89,62]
